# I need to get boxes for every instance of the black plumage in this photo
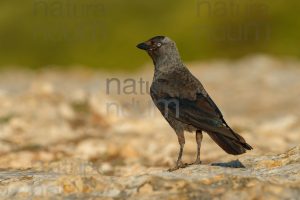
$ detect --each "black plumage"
[137,36,252,170]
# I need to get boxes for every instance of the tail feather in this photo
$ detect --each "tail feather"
[207,130,253,155]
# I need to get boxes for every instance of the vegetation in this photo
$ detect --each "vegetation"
[0,0,299,70]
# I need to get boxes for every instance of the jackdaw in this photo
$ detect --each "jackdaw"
[137,36,252,170]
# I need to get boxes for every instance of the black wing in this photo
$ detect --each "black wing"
[152,92,246,142]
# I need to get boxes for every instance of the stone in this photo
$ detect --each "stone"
[0,56,300,199]
[0,146,299,199]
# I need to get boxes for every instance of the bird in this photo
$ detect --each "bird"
[136,36,253,171]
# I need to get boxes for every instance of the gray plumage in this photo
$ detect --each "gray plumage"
[137,36,252,170]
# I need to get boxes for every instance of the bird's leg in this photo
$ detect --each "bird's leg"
[194,130,203,164]
[176,131,185,167]
[168,131,187,171]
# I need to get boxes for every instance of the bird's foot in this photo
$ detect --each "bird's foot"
[193,159,202,165]
[168,161,188,172]
[187,159,202,166]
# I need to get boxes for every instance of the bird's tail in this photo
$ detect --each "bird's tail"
[207,129,253,155]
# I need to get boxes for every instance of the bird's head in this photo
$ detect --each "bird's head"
[136,36,180,65]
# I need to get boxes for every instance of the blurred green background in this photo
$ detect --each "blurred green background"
[0,0,299,70]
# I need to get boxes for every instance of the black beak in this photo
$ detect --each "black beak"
[136,42,150,50]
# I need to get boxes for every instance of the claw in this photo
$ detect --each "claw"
[168,161,189,172]
[193,159,202,165]
[185,160,202,166]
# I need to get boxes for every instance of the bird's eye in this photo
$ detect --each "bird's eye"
[157,42,162,47]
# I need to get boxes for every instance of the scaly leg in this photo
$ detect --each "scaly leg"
[194,130,203,164]
[168,130,187,171]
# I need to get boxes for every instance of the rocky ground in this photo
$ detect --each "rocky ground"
[0,55,299,199]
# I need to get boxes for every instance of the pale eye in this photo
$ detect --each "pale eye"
[157,42,162,47]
